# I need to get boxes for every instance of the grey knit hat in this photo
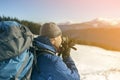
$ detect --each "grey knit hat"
[40,22,62,38]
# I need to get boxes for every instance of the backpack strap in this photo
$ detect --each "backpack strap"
[30,45,41,73]
[21,67,32,80]
[36,48,55,56]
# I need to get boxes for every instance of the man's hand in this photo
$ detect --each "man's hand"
[58,36,76,59]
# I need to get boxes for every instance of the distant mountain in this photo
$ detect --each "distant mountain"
[59,18,120,31]
[89,18,120,27]
[58,21,72,25]
[59,18,120,51]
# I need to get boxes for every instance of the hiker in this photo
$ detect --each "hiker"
[0,21,34,80]
[31,22,80,80]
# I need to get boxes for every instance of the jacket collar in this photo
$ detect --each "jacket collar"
[34,36,56,53]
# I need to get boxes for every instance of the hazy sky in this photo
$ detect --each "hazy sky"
[1,0,120,23]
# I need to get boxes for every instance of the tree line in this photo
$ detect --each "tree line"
[0,16,41,35]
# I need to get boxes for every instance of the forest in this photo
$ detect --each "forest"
[0,16,41,35]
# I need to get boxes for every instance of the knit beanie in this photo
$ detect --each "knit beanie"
[40,22,62,38]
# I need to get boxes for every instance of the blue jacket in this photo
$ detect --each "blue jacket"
[31,36,80,80]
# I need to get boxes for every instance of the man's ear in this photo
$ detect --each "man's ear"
[50,38,55,45]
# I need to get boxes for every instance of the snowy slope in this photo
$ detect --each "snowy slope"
[71,45,120,80]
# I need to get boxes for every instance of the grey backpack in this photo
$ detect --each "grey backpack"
[0,21,33,61]
[0,21,34,80]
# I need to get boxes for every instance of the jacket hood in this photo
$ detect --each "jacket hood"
[34,36,56,53]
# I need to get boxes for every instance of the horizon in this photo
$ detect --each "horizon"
[1,16,120,25]
[1,0,120,24]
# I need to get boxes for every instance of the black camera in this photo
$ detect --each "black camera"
[58,35,77,56]
[61,35,77,50]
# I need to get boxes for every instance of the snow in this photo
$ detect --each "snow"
[94,18,119,25]
[71,44,120,80]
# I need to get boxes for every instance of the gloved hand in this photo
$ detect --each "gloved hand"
[61,44,71,59]
[59,36,76,59]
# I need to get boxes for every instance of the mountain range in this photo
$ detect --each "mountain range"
[59,18,120,51]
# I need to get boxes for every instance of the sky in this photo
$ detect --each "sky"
[1,0,120,23]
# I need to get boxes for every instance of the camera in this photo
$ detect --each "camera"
[58,35,77,56]
[61,35,77,50]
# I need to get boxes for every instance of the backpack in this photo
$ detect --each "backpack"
[0,21,34,80]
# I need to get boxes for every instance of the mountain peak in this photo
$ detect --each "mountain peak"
[92,17,119,26]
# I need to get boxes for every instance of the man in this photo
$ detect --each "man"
[31,22,80,80]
